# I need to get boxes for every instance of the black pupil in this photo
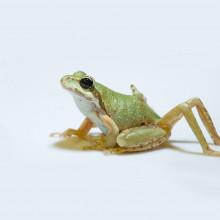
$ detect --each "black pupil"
[80,78,93,89]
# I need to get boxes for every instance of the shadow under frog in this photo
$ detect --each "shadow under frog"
[52,133,213,156]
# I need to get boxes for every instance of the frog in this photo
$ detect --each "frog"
[51,71,220,156]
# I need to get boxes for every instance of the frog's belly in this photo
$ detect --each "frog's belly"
[72,94,108,134]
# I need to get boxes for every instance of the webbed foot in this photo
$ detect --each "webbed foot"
[50,128,79,138]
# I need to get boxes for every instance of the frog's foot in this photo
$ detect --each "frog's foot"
[205,149,220,156]
[50,128,80,138]
[83,144,105,151]
[83,134,105,151]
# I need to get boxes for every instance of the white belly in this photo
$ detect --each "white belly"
[72,94,108,134]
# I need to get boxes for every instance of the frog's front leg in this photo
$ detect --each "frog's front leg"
[100,115,119,147]
[83,114,119,152]
[115,125,171,154]
[50,117,94,138]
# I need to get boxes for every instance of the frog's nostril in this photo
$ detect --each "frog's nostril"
[60,76,69,84]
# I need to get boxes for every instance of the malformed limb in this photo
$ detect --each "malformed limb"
[156,98,220,156]
[130,84,147,103]
[50,117,94,138]
[186,98,220,145]
[131,84,157,113]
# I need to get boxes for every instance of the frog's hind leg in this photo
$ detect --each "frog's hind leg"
[156,98,220,156]
[186,98,220,145]
[113,125,171,154]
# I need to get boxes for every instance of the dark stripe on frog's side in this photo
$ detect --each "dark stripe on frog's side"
[94,82,161,130]
[89,85,107,113]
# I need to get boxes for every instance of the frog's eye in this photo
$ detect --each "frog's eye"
[80,77,94,89]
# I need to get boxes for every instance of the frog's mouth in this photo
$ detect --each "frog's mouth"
[60,76,78,91]
[60,75,94,101]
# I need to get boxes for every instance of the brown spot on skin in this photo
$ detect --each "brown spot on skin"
[91,87,106,112]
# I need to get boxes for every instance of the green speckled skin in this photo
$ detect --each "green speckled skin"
[95,83,160,130]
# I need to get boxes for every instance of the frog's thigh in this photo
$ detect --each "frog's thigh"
[117,126,171,152]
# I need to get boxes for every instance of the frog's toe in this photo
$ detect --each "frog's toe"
[51,129,79,138]
[50,132,60,137]
[83,144,105,151]
[60,129,78,137]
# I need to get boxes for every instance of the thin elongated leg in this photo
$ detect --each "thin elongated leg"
[186,98,220,145]
[50,117,94,138]
[156,99,220,156]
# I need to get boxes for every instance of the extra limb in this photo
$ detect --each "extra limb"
[130,85,147,103]
[156,98,220,156]
[50,117,94,138]
[131,85,157,113]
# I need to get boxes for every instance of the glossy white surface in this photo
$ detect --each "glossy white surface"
[1,0,220,219]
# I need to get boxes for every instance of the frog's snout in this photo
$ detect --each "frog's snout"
[60,76,71,88]
[60,76,64,85]
[60,75,78,92]
[60,76,65,88]
[60,76,65,84]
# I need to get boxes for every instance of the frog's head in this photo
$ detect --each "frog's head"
[61,71,107,134]
[60,71,101,107]
[61,70,95,93]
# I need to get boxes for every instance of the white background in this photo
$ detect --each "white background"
[1,0,220,219]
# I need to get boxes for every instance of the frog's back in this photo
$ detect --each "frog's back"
[95,83,160,130]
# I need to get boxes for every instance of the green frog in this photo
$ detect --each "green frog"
[51,71,220,156]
